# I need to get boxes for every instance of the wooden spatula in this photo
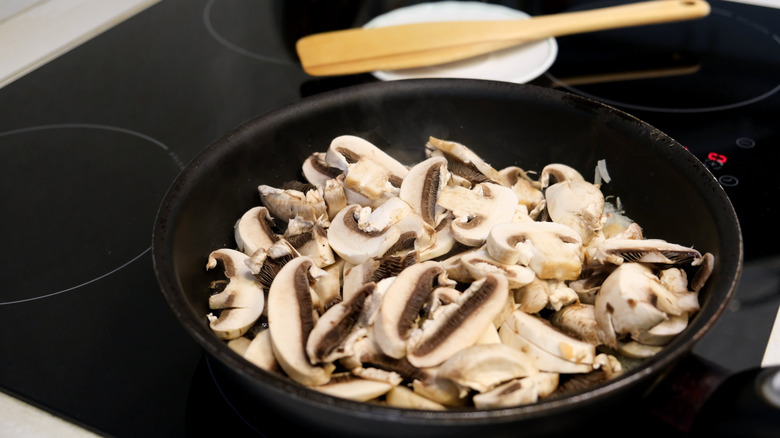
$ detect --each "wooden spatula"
[296,0,710,77]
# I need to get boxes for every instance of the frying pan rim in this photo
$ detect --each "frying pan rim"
[151,78,742,426]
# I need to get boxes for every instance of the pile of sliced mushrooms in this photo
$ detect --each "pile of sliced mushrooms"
[205,135,714,410]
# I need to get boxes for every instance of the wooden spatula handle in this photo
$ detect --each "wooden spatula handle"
[297,0,711,76]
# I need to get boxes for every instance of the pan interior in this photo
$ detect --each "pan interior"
[152,79,741,430]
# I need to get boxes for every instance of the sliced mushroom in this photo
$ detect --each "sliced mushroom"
[418,215,457,261]
[302,152,343,187]
[242,329,281,373]
[399,156,450,227]
[472,372,559,409]
[498,318,593,374]
[539,163,584,188]
[312,258,343,311]
[267,256,334,386]
[655,267,700,316]
[258,183,328,224]
[460,247,536,289]
[425,136,502,184]
[322,178,348,220]
[385,385,447,410]
[324,135,409,187]
[550,303,601,346]
[587,238,703,266]
[306,282,376,364]
[634,313,690,346]
[283,216,336,268]
[545,279,579,311]
[314,373,396,402]
[327,198,434,265]
[503,310,596,366]
[436,182,518,246]
[514,276,550,314]
[234,206,280,256]
[486,221,583,281]
[343,157,395,201]
[545,179,605,245]
[373,261,454,359]
[594,262,671,349]
[436,343,538,393]
[497,166,544,210]
[407,274,510,368]
[618,340,664,358]
[205,248,265,340]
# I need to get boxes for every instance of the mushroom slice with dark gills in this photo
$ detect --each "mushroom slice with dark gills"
[539,163,585,189]
[594,262,700,350]
[267,256,334,386]
[407,274,510,368]
[234,206,280,256]
[486,221,584,281]
[324,135,409,188]
[328,197,435,265]
[306,282,378,365]
[205,248,265,340]
[283,216,335,268]
[545,179,605,245]
[342,251,418,302]
[373,261,455,359]
[436,182,518,247]
[302,152,343,187]
[258,181,328,224]
[399,156,450,227]
[425,136,502,184]
[587,237,704,267]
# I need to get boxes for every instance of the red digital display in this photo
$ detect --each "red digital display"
[708,152,727,164]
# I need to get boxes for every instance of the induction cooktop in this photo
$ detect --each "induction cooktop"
[0,1,778,437]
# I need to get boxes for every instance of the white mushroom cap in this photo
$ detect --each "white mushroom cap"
[539,163,584,188]
[594,262,671,349]
[460,248,536,289]
[436,182,518,247]
[302,152,342,187]
[324,135,409,185]
[545,179,605,245]
[486,221,583,281]
[497,166,544,210]
[328,198,434,265]
[234,206,280,256]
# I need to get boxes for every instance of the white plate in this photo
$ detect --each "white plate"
[363,1,557,84]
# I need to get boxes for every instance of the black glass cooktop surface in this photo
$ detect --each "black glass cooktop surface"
[1,1,778,437]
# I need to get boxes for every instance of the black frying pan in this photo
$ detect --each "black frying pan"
[152,79,742,437]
